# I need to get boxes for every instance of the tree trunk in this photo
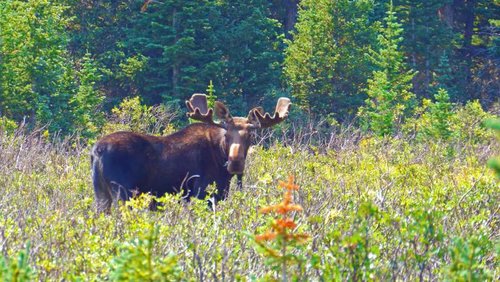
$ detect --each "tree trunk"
[462,0,476,99]
[172,7,179,98]
[284,0,299,38]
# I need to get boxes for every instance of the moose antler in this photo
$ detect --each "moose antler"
[186,94,218,125]
[251,97,291,128]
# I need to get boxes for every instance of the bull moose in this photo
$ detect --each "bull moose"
[91,94,291,212]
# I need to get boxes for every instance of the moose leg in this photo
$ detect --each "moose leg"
[92,158,114,213]
[237,174,243,189]
[92,172,112,213]
[214,177,232,202]
[110,181,131,202]
[190,177,209,200]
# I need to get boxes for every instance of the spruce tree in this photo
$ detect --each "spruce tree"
[284,0,376,118]
[211,0,283,113]
[419,88,453,140]
[122,0,282,113]
[432,51,459,101]
[0,0,74,131]
[124,0,220,106]
[395,0,456,98]
[358,2,416,136]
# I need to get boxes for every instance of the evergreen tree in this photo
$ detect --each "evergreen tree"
[394,0,456,99]
[368,0,498,106]
[0,1,35,120]
[120,0,282,114]
[419,88,453,140]
[0,0,104,135]
[432,51,460,101]
[123,0,220,106]
[284,0,377,118]
[70,53,105,138]
[460,0,499,104]
[0,0,73,131]
[213,0,283,113]
[358,2,416,136]
[269,0,300,38]
[66,0,138,108]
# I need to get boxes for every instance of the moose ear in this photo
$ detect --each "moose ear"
[214,101,232,122]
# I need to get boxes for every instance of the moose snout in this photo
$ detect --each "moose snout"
[228,144,246,174]
[227,160,245,174]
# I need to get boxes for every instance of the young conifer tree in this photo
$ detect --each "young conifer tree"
[358,1,416,136]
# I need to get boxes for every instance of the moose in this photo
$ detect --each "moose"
[91,94,291,212]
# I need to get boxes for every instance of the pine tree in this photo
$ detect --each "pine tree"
[432,51,459,101]
[284,0,377,118]
[395,0,456,99]
[211,0,283,113]
[0,0,74,131]
[358,1,416,136]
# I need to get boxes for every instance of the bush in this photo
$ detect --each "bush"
[449,100,496,143]
[0,246,34,282]
[405,98,495,145]
[443,234,494,281]
[0,116,18,135]
[109,226,182,281]
[101,96,177,136]
[485,118,500,178]
[0,121,498,280]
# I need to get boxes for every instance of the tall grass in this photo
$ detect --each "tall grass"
[0,121,498,280]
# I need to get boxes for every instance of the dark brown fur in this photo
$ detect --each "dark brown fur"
[91,123,233,212]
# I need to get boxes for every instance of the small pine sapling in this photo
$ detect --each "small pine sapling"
[254,175,310,281]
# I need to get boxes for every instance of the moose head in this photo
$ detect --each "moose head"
[186,93,291,175]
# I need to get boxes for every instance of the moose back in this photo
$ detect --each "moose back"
[91,94,291,212]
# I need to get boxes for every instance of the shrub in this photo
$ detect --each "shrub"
[101,96,177,136]
[449,100,496,144]
[0,246,34,282]
[485,118,500,178]
[0,120,497,280]
[443,235,493,281]
[0,116,18,135]
[405,98,495,145]
[254,175,310,281]
[109,225,181,281]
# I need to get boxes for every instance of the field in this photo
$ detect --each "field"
[0,122,498,281]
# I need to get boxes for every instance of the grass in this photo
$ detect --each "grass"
[0,125,498,281]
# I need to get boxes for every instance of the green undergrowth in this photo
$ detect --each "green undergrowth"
[0,130,498,280]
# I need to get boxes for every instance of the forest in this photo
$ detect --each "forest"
[0,0,499,281]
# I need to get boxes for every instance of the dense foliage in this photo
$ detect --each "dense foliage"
[0,112,498,280]
[0,0,499,280]
[0,0,498,134]
[358,3,416,136]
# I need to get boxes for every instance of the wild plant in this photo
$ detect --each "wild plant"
[254,175,310,281]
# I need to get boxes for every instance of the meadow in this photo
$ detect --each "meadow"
[1,1,498,280]
[0,111,498,281]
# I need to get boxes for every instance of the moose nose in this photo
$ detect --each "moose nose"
[227,160,245,174]
[228,144,245,174]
